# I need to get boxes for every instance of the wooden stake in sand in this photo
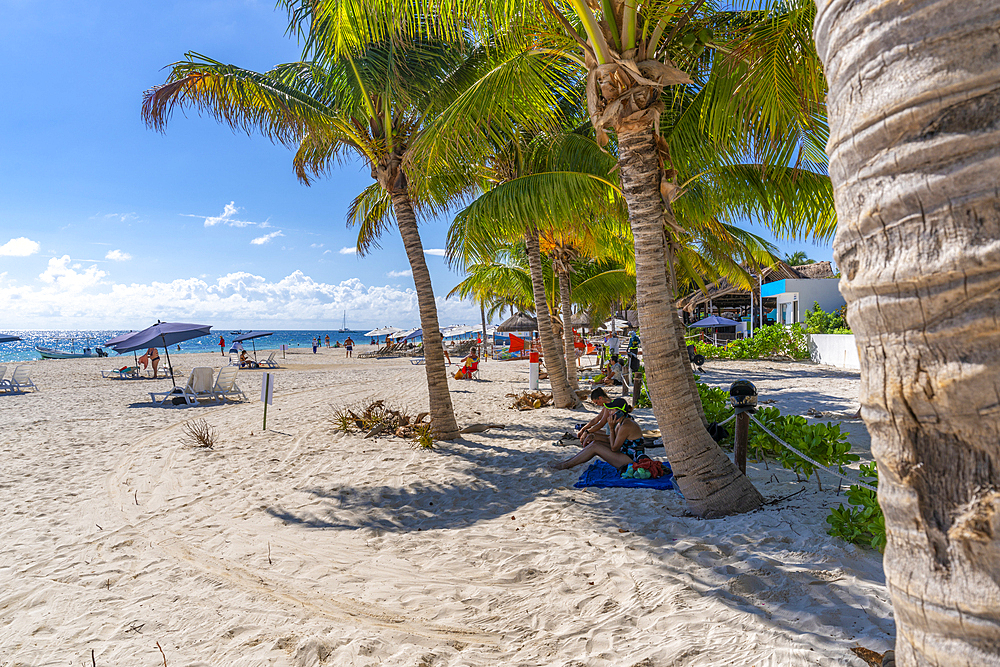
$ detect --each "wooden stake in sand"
[260,372,275,430]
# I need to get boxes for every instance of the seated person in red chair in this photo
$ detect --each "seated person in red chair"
[454,347,480,379]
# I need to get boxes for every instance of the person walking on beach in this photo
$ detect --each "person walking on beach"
[312,337,318,354]
[325,334,330,348]
[344,336,354,358]
[219,335,225,356]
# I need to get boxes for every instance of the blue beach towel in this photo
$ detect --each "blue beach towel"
[574,460,676,490]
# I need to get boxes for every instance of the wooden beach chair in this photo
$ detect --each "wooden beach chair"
[3,365,38,393]
[258,351,279,368]
[102,366,141,380]
[212,365,247,403]
[149,366,215,407]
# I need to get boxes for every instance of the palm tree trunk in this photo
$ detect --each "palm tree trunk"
[391,191,460,440]
[525,229,577,408]
[816,2,1000,663]
[616,125,762,517]
[480,301,487,359]
[557,268,579,390]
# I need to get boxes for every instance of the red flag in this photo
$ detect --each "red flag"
[509,334,525,353]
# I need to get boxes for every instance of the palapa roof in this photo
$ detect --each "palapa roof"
[675,262,830,313]
[570,311,591,326]
[497,312,538,332]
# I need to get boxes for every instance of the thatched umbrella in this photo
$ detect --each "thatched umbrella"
[497,312,538,332]
[571,311,591,327]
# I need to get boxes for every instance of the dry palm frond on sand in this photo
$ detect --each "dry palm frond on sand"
[506,391,553,410]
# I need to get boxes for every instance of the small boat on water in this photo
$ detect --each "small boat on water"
[338,311,348,333]
[35,336,108,359]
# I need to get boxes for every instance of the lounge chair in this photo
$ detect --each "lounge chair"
[258,351,279,368]
[3,366,38,393]
[212,365,247,403]
[102,366,141,380]
[149,367,215,407]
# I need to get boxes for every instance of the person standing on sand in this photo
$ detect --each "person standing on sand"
[312,337,318,354]
[219,335,225,356]
[344,336,354,358]
[325,334,330,348]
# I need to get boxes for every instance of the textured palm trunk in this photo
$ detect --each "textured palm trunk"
[391,191,460,440]
[525,230,577,408]
[557,269,579,390]
[617,126,762,517]
[815,2,1000,663]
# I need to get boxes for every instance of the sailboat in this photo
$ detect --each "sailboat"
[338,311,348,333]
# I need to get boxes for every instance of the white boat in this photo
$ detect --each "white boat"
[338,311,348,333]
[36,346,107,359]
[35,336,108,359]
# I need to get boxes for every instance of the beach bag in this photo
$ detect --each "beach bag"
[454,369,466,380]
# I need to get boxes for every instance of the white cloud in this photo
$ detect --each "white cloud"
[323,249,332,255]
[339,247,357,255]
[105,249,132,261]
[186,201,264,228]
[387,269,412,278]
[0,262,483,329]
[39,255,107,291]
[310,243,325,248]
[0,237,40,257]
[423,248,446,256]
[250,231,284,245]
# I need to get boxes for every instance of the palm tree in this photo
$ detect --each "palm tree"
[815,1,1000,663]
[142,37,503,440]
[784,251,813,265]
[292,0,831,515]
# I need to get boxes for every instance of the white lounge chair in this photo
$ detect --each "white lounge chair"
[149,367,215,407]
[258,351,279,368]
[4,365,38,393]
[212,365,246,403]
[102,365,141,380]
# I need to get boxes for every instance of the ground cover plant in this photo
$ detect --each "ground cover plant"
[826,462,885,552]
[329,399,434,448]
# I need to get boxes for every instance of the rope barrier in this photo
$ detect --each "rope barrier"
[747,414,877,492]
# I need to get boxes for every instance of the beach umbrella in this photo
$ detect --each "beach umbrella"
[364,326,403,337]
[688,315,742,328]
[0,334,21,343]
[443,325,476,339]
[602,318,631,332]
[497,312,538,332]
[103,331,141,365]
[396,327,420,340]
[232,331,273,360]
[111,321,213,387]
[403,328,425,341]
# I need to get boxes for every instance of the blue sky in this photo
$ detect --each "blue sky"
[0,1,831,331]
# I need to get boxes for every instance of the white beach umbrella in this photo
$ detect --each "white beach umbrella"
[601,318,632,331]
[364,326,403,337]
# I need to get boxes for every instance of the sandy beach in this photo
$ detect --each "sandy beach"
[0,350,892,666]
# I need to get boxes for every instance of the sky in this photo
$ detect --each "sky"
[0,1,832,332]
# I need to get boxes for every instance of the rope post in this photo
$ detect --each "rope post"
[735,411,750,474]
[729,380,758,476]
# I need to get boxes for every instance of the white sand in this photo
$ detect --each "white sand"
[0,351,892,666]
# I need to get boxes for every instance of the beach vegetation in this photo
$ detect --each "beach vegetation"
[692,324,809,360]
[826,463,885,552]
[183,419,217,449]
[803,301,850,335]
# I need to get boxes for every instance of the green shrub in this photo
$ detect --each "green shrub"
[826,462,885,552]
[748,406,858,486]
[691,324,809,360]
[805,301,851,334]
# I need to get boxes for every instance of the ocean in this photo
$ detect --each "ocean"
[0,329,405,363]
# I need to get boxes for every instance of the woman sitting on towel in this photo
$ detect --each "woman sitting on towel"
[549,398,644,471]
[454,347,479,379]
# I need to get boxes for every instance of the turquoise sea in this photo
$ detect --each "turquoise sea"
[0,329,391,363]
